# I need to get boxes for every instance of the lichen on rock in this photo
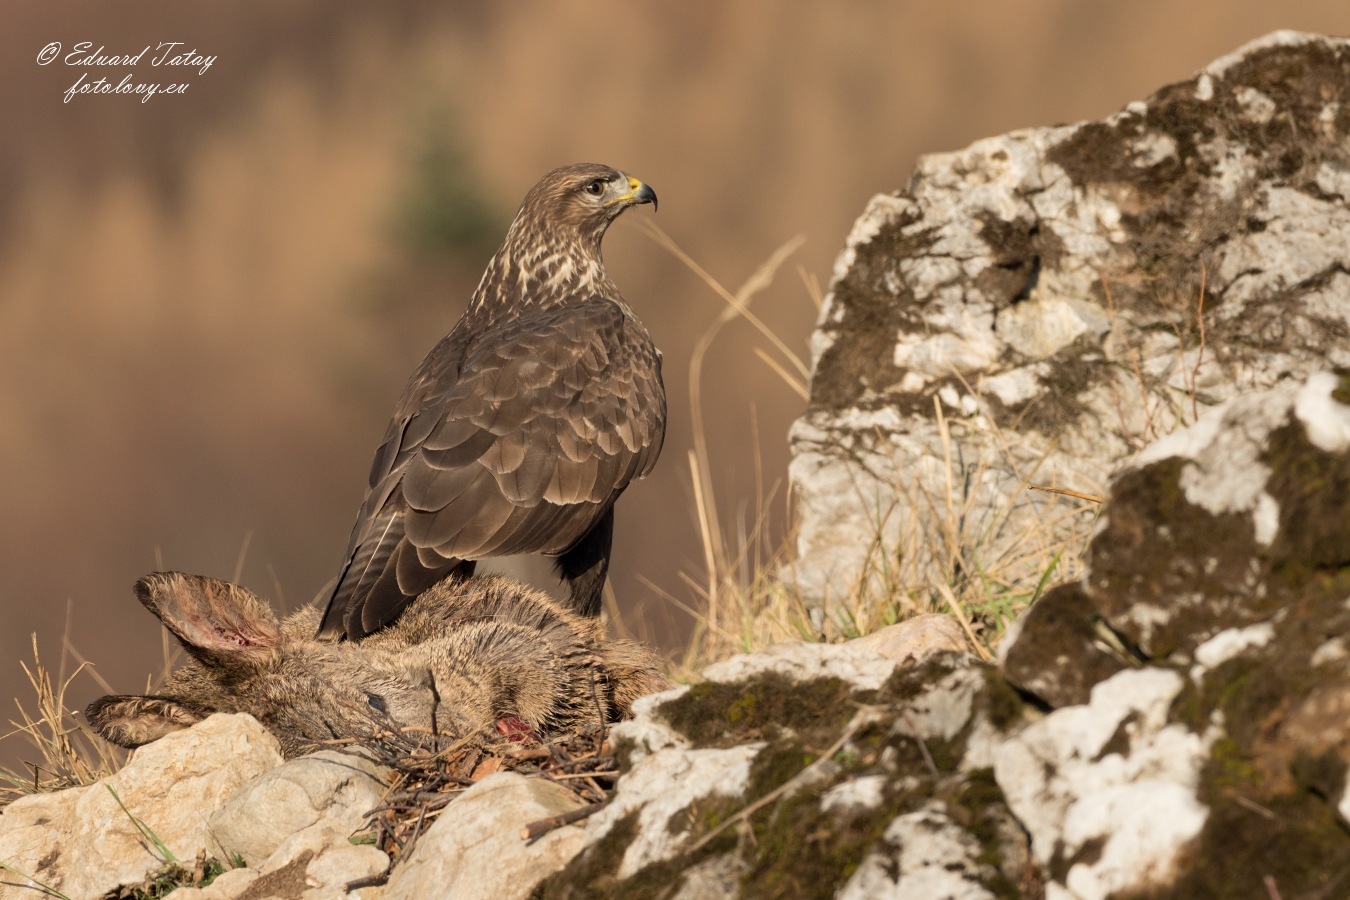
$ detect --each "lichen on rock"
[1001,369,1350,897]
[790,30,1350,620]
[537,642,1029,900]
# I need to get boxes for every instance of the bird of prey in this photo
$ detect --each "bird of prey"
[317,164,665,641]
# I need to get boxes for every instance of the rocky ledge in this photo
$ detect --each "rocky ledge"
[8,370,1347,899]
[790,30,1350,614]
[537,369,1350,899]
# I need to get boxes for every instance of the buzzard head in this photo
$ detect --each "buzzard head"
[473,163,657,312]
[516,163,657,245]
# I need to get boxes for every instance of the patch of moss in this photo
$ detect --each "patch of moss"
[658,674,864,749]
[664,793,744,840]
[742,781,908,900]
[1263,420,1350,577]
[1150,791,1350,899]
[610,733,637,775]
[1291,749,1348,805]
[1087,458,1266,657]
[1001,584,1128,708]
[809,209,936,413]
[980,668,1026,732]
[1201,737,1263,796]
[877,655,957,703]
[972,213,1066,311]
[533,812,738,900]
[950,768,1029,899]
[745,742,821,803]
[1004,341,1113,440]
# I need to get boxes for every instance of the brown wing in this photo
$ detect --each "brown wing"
[317,297,665,639]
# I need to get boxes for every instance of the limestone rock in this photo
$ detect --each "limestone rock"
[582,743,762,880]
[382,772,587,900]
[997,669,1214,898]
[837,810,999,900]
[169,824,388,900]
[845,614,969,666]
[790,31,1350,616]
[999,583,1128,707]
[698,638,899,690]
[209,749,388,868]
[0,713,282,900]
[538,643,1027,899]
[542,365,1350,898]
[999,369,1350,896]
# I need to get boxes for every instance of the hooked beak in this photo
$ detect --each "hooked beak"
[609,175,658,212]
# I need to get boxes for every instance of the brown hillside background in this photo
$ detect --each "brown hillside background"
[3,2,1349,769]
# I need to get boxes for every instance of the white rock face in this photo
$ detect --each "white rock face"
[838,810,997,900]
[996,669,1215,900]
[383,773,587,900]
[820,775,887,815]
[584,744,761,880]
[0,714,283,900]
[209,749,388,868]
[699,639,898,690]
[790,31,1350,614]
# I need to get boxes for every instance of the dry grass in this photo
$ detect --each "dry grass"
[0,634,128,807]
[632,244,1222,679]
[630,226,1108,678]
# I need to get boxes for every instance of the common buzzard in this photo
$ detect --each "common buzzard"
[317,164,665,641]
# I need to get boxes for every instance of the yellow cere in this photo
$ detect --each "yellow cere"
[605,175,645,206]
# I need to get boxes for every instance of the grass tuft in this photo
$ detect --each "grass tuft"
[628,226,1106,676]
[1,634,127,808]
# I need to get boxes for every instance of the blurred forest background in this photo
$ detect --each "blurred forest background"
[4,1,1350,769]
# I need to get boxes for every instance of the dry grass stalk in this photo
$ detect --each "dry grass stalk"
[633,231,1110,678]
[1,636,127,807]
[646,253,1233,676]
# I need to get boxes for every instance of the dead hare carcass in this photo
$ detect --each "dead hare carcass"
[86,572,667,758]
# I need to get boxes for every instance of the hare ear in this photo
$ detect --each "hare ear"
[134,572,280,668]
[85,695,203,748]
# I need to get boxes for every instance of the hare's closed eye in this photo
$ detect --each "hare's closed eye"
[365,692,388,713]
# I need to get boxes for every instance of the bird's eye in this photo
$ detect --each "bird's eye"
[585,180,605,196]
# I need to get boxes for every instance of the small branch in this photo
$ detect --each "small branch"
[503,746,554,761]
[898,709,939,778]
[1190,260,1208,424]
[1028,485,1103,503]
[343,872,390,892]
[1230,792,1277,821]
[402,805,428,861]
[520,801,605,841]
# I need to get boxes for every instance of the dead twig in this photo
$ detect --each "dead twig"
[1028,485,1104,504]
[899,709,939,778]
[343,872,390,892]
[1189,260,1207,423]
[687,706,884,854]
[520,801,605,841]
